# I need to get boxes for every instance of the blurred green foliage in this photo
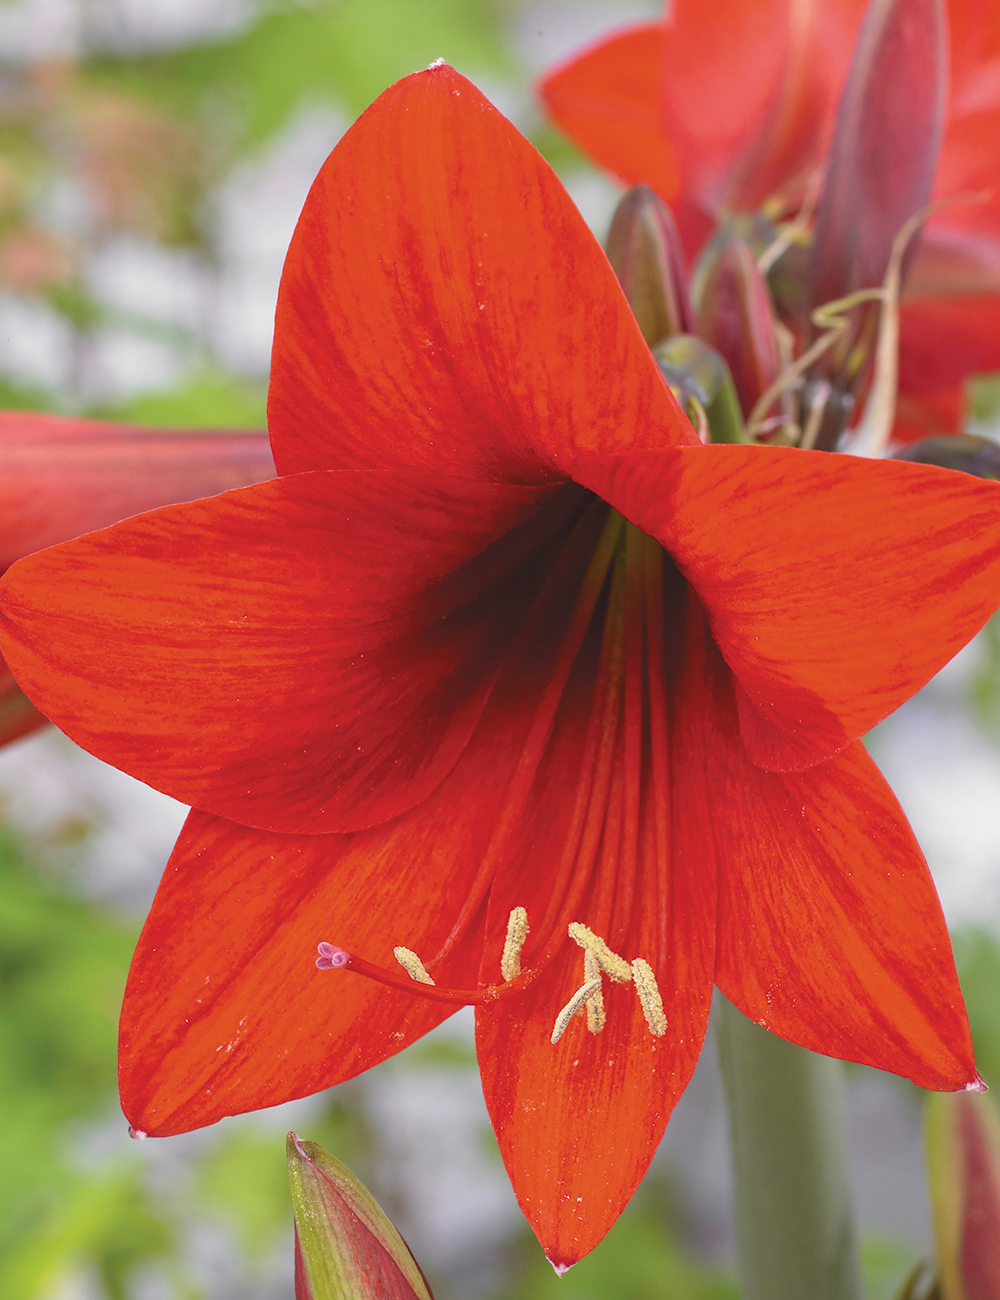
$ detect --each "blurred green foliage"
[0,822,173,1297]
[953,925,1000,1089]
[507,1212,738,1300]
[101,0,512,149]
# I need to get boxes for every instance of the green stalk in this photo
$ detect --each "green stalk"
[714,994,864,1300]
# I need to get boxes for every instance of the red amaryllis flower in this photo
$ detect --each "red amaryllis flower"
[1,68,999,1266]
[0,411,273,745]
[540,0,1000,444]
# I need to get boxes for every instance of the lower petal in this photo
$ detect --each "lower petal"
[120,807,485,1137]
[711,730,976,1090]
[476,550,717,1266]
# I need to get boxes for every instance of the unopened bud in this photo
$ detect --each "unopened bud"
[924,1090,1000,1300]
[894,435,1000,481]
[606,186,694,347]
[653,334,746,444]
[693,230,780,419]
[287,1133,433,1300]
[810,0,944,309]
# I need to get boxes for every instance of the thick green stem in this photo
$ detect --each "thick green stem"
[714,994,864,1300]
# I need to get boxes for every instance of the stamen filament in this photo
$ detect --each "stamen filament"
[551,978,602,1044]
[316,944,540,1005]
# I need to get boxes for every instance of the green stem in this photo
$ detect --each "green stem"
[714,994,864,1300]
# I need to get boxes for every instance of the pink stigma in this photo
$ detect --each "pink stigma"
[316,942,351,970]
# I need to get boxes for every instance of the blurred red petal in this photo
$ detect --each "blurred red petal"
[662,0,866,214]
[900,294,1000,389]
[892,385,965,444]
[0,411,273,574]
[538,25,680,204]
[0,652,46,745]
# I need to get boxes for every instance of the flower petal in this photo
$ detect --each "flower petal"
[476,550,716,1265]
[121,516,634,1135]
[268,63,692,482]
[0,472,585,832]
[661,0,867,215]
[0,411,273,573]
[899,294,1000,391]
[711,729,976,1090]
[892,385,965,445]
[537,25,681,208]
[0,651,46,746]
[119,807,483,1137]
[582,445,1000,771]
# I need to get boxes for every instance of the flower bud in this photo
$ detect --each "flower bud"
[287,1132,433,1300]
[692,229,780,419]
[652,333,746,444]
[895,435,1000,480]
[605,185,694,346]
[924,1091,1000,1300]
[810,0,945,309]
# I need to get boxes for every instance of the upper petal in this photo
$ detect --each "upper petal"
[0,471,583,833]
[583,445,1000,771]
[0,410,273,574]
[269,63,692,482]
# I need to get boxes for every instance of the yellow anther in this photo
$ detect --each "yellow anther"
[567,922,632,983]
[393,946,435,985]
[583,947,606,1034]
[631,958,667,1037]
[551,979,602,1044]
[500,906,529,981]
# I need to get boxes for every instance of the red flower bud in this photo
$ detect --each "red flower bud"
[693,229,781,418]
[810,0,945,308]
[605,185,694,346]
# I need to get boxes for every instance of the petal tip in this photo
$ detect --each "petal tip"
[127,1124,148,1141]
[547,1258,574,1277]
[965,1074,989,1094]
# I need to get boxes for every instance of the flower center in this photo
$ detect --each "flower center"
[316,906,667,1044]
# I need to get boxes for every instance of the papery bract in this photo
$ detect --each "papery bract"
[1,68,999,1267]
